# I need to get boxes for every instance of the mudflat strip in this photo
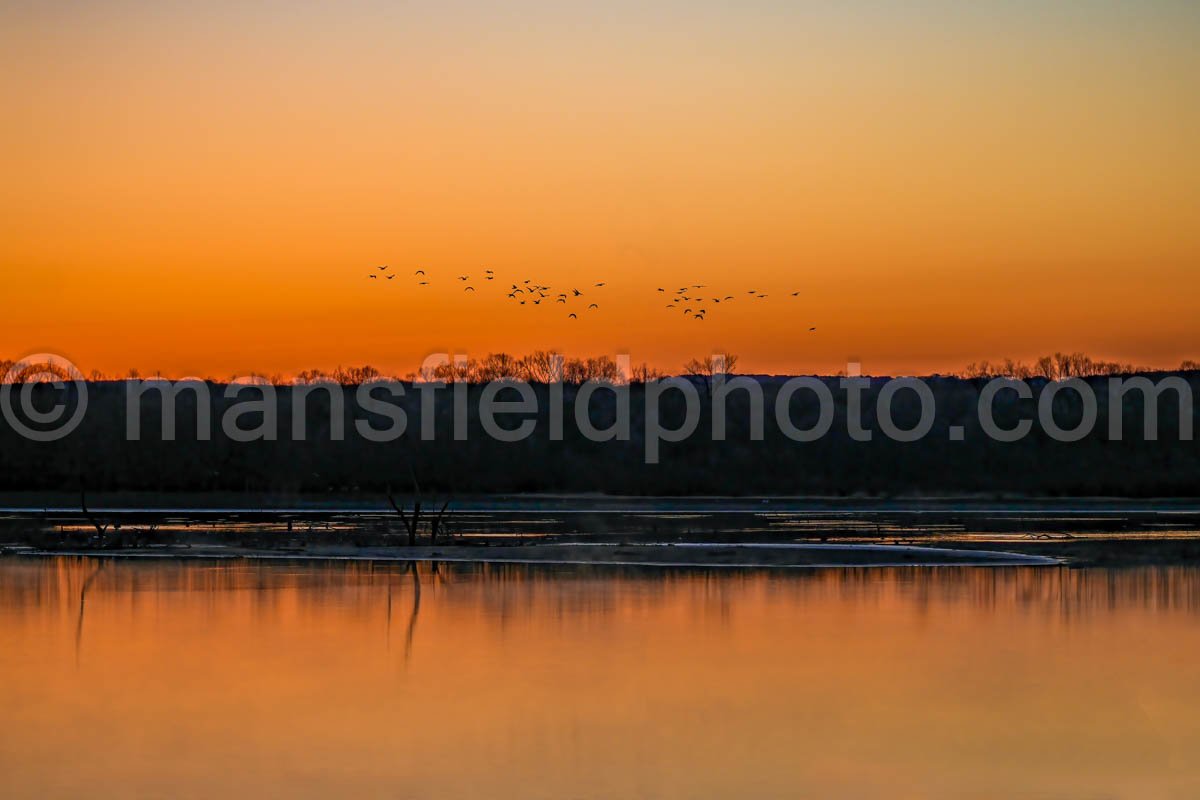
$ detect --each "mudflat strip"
[11,542,1060,568]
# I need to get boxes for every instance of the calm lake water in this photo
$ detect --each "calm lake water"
[2,557,1199,799]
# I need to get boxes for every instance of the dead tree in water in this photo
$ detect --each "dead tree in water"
[386,469,455,546]
[79,486,111,544]
[386,487,422,546]
[427,498,452,545]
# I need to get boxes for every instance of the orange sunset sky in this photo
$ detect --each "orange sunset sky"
[2,1,1198,378]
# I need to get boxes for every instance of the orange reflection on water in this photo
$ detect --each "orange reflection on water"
[2,557,1199,799]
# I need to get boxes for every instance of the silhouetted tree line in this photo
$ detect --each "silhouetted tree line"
[961,352,1200,381]
[1,370,1197,497]
[4,350,1196,387]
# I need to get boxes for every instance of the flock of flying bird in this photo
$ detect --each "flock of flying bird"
[654,284,814,329]
[367,265,816,330]
[367,265,603,319]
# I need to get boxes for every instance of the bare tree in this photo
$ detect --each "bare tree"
[630,362,664,383]
[969,353,1144,380]
[387,482,423,547]
[683,353,739,393]
[294,369,334,385]
[386,469,454,546]
[586,356,622,383]
[79,485,111,542]
[562,356,622,384]
[475,353,520,382]
[333,365,382,385]
[963,359,1032,380]
[518,351,563,383]
[684,353,738,379]
[431,359,476,384]
[2,359,78,383]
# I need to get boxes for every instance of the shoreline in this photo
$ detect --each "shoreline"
[7,497,1200,567]
[6,492,1200,515]
[1,542,1061,569]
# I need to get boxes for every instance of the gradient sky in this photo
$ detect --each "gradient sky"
[2,0,1198,377]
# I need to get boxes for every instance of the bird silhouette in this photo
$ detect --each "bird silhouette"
[464,286,475,292]
[418,281,428,286]
[415,269,425,275]
[458,275,469,281]
[572,288,582,297]
[791,291,800,296]
[377,265,389,272]
[809,327,816,332]
[386,275,395,280]
[568,313,577,319]
[595,282,605,287]
[588,303,598,310]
